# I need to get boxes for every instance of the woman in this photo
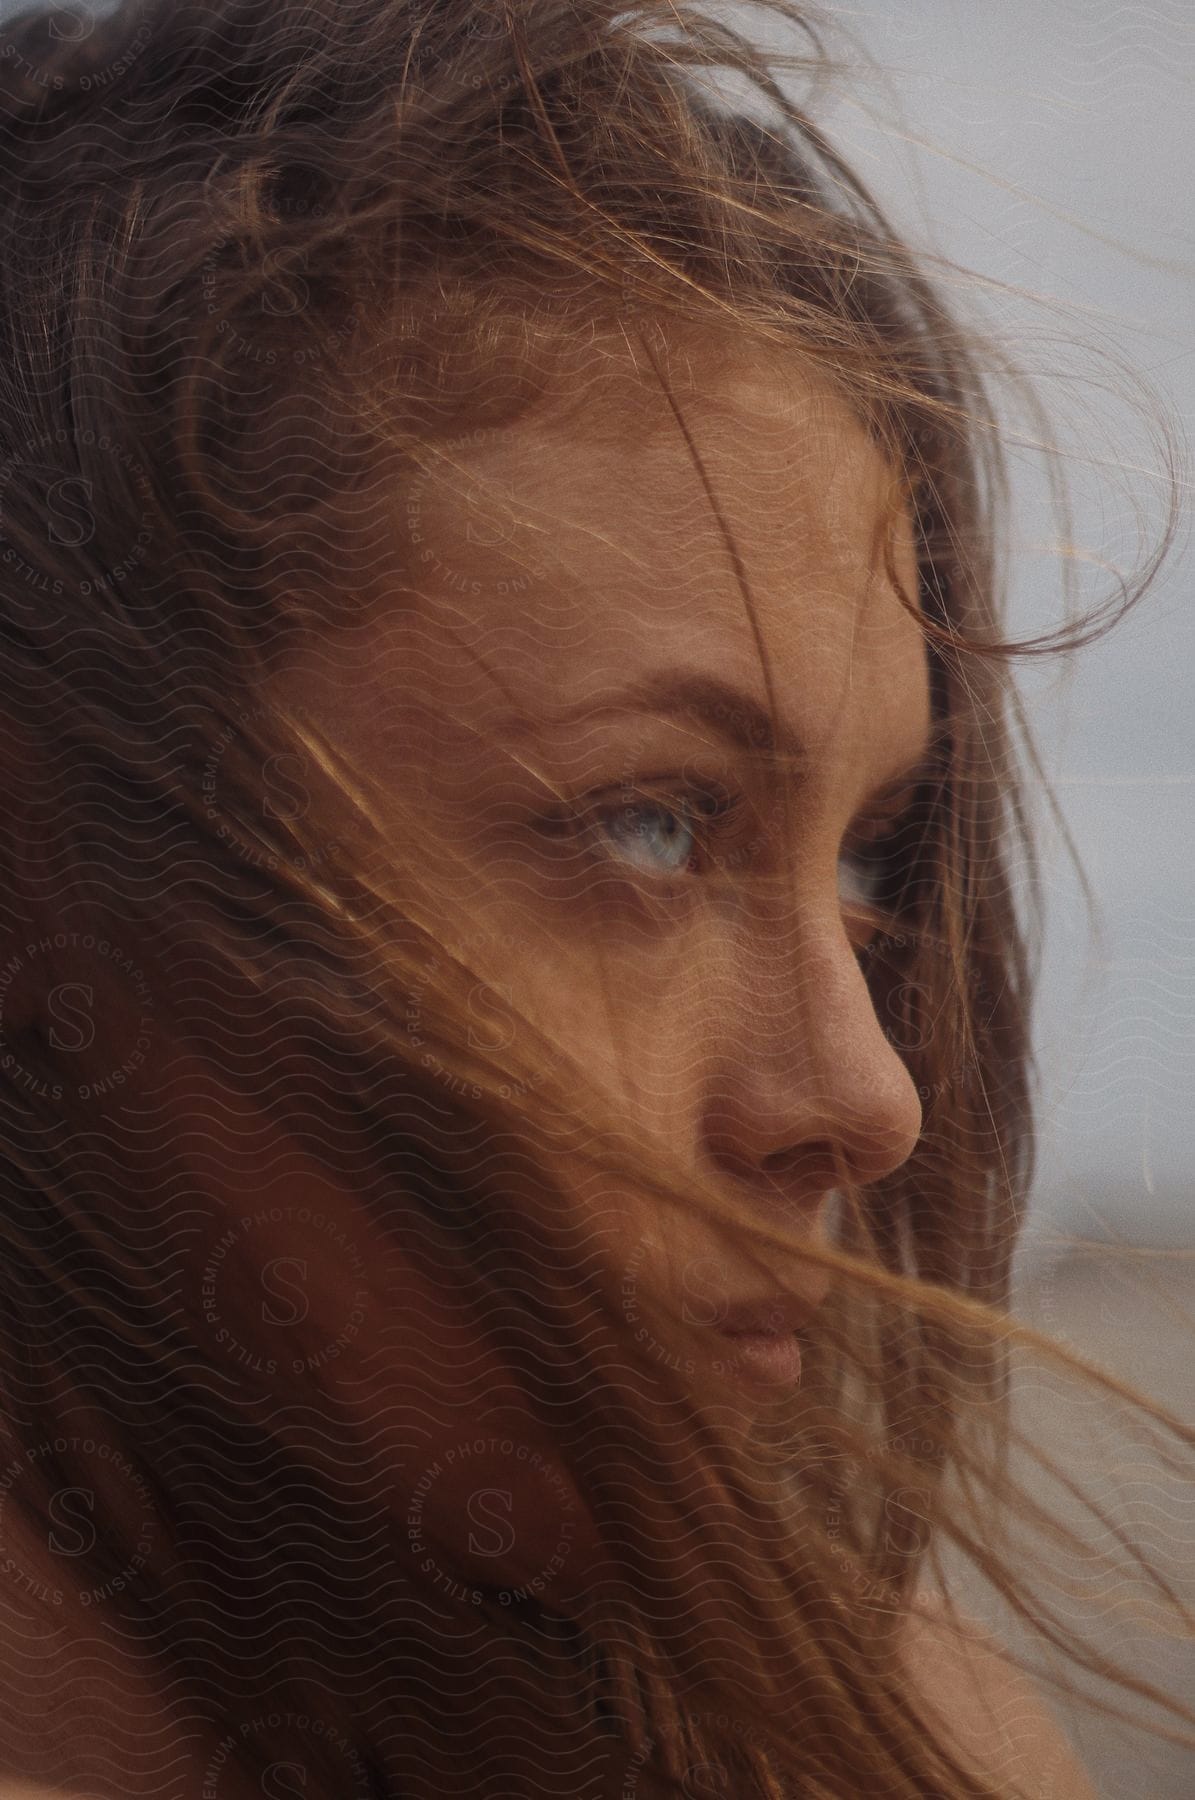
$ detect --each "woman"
[0,1,1190,1796]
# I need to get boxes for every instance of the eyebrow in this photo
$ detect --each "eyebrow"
[500,671,937,810]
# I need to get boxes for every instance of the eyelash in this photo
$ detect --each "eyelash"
[535,778,732,875]
[537,776,916,925]
[590,779,737,877]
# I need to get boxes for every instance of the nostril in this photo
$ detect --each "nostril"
[758,1142,846,1191]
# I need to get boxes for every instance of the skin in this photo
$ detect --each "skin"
[0,331,1097,1798]
[282,335,931,1342]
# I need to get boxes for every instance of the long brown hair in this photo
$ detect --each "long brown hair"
[0,2,1191,1796]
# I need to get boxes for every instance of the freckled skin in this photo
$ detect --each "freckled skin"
[282,340,931,1322]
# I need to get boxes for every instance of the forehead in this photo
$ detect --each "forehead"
[301,340,929,780]
[460,346,916,643]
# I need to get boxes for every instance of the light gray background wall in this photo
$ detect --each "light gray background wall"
[729,0,1195,1261]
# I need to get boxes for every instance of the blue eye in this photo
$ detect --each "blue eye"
[838,848,883,910]
[540,781,913,913]
[596,799,698,875]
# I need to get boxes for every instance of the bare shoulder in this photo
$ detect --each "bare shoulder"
[901,1594,1100,1800]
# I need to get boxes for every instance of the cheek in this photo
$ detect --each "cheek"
[467,893,710,1125]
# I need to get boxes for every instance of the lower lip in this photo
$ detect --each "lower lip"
[715,1330,803,1386]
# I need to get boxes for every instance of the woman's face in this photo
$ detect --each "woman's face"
[281,336,931,1363]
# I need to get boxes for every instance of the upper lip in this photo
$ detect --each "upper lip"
[714,1290,830,1337]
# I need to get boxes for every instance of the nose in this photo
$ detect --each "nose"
[696,906,924,1200]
